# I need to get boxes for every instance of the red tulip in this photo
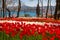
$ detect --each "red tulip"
[42,37,48,40]
[50,36,55,40]
[5,30,10,35]
[0,28,2,31]
[11,31,17,37]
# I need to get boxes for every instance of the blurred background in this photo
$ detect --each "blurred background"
[0,0,60,19]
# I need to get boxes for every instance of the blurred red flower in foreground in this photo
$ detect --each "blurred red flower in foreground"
[0,21,60,40]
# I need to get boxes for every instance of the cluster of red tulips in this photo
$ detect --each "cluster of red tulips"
[0,18,60,23]
[0,21,60,40]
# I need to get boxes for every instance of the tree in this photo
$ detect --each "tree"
[54,0,60,19]
[17,0,21,17]
[57,0,60,19]
[5,0,11,17]
[45,0,49,18]
[2,0,5,18]
[36,0,40,17]
[54,0,57,19]
[1,0,11,18]
[29,0,40,17]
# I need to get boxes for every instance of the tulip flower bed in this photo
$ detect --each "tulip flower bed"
[0,17,60,23]
[0,21,60,40]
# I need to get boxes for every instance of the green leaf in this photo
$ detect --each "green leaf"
[22,36,26,40]
[55,38,58,40]
[28,36,36,40]
[3,32,9,40]
[0,32,3,40]
[15,34,20,40]
[36,35,42,40]
[0,32,9,40]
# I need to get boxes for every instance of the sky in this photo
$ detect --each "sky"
[0,0,56,7]
[21,0,56,7]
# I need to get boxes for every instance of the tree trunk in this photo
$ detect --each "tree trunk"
[36,0,40,17]
[45,0,49,18]
[54,0,60,19]
[54,0,57,19]
[6,8,11,17]
[5,0,11,17]
[17,0,21,17]
[57,0,60,19]
[2,0,5,18]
